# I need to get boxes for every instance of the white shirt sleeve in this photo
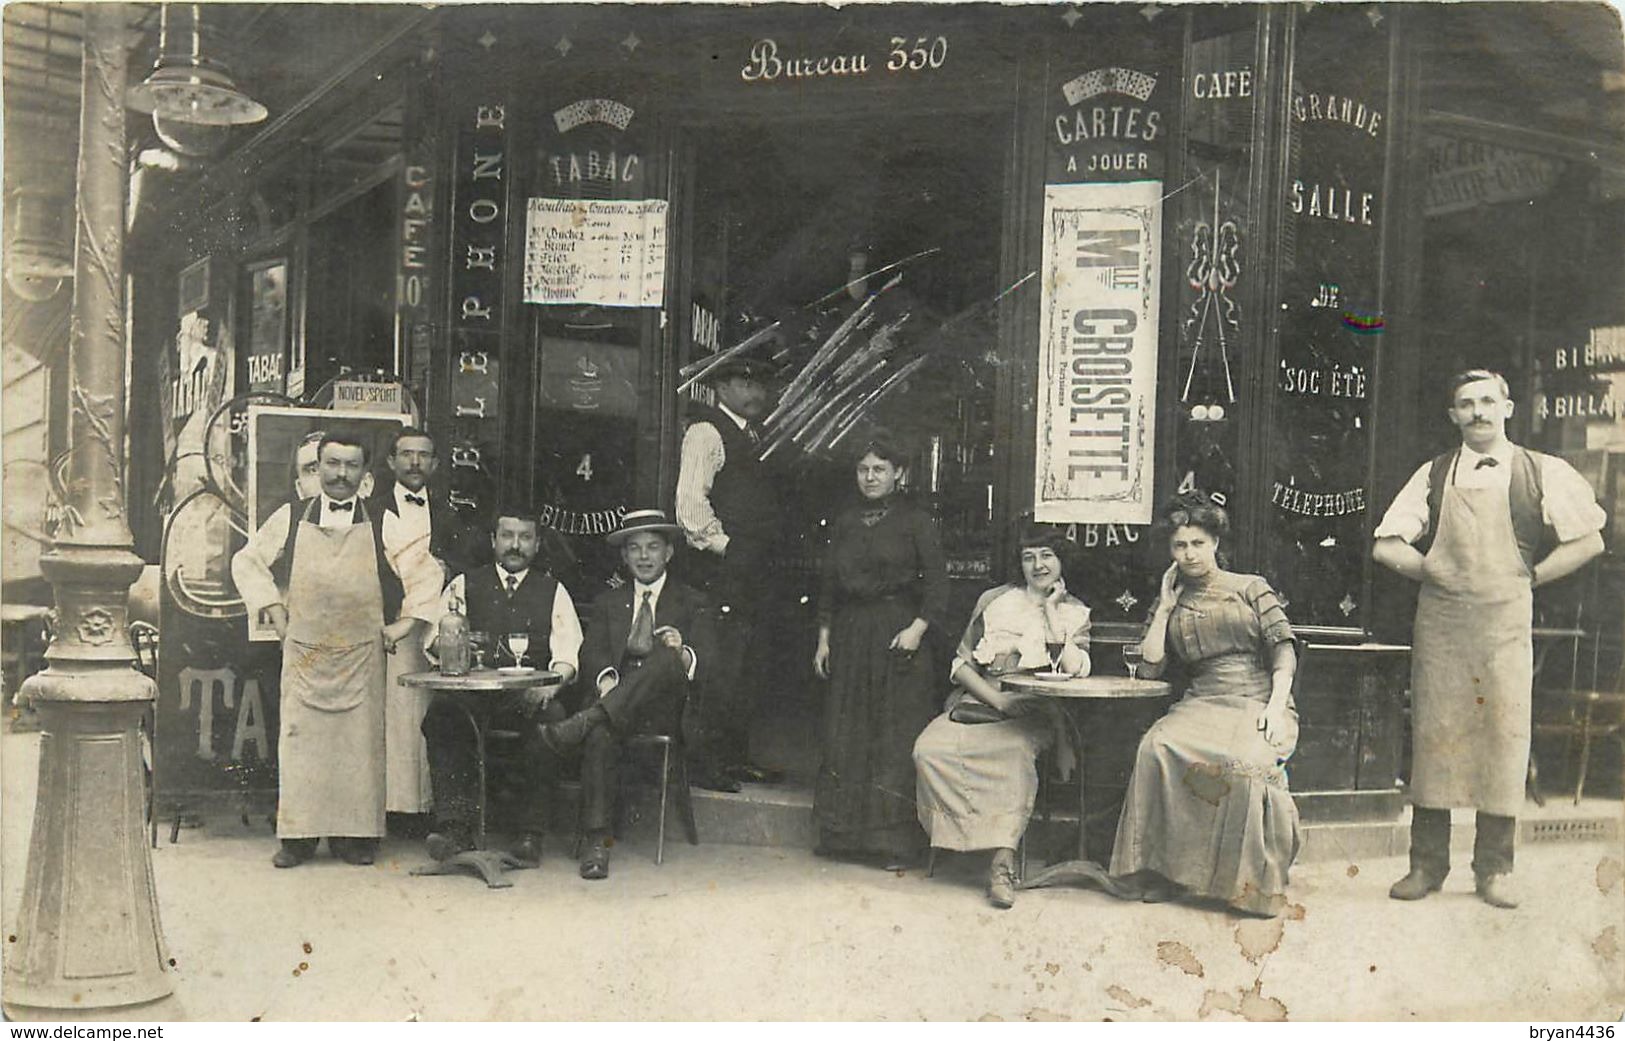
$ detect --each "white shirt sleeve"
[549,583,584,681]
[675,421,729,555]
[1540,456,1608,543]
[231,504,292,620]
[390,531,445,625]
[1372,462,1432,544]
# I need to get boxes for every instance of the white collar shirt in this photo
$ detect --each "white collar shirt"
[319,497,360,529]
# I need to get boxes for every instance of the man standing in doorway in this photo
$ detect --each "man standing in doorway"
[370,427,480,829]
[1373,369,1604,908]
[233,431,443,868]
[677,353,785,792]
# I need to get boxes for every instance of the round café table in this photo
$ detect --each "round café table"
[398,667,561,888]
[999,673,1173,885]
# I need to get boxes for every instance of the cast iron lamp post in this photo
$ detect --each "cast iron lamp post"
[6,3,172,1009]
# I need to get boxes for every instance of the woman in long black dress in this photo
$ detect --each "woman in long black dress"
[812,439,948,868]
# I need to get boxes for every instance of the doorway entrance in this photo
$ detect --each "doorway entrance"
[680,110,1011,781]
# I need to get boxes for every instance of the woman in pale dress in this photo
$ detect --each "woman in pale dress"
[1109,496,1301,917]
[912,527,1092,909]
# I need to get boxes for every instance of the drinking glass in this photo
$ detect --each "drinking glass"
[505,632,530,669]
[469,632,491,671]
[1045,642,1065,673]
[1123,642,1144,681]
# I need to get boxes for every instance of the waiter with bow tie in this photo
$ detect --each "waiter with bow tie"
[676,351,786,792]
[1374,369,1604,909]
[370,427,484,826]
[538,508,717,879]
[232,432,444,868]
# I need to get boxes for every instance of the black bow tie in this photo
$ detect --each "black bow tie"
[404,493,426,507]
[328,500,355,512]
[1474,457,1499,470]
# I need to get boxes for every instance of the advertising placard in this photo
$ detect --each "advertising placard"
[1034,180,1162,524]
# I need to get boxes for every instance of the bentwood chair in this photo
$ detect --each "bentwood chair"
[129,621,160,849]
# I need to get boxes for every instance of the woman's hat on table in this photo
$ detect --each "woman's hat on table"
[606,508,684,547]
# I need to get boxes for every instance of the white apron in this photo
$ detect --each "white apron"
[1410,476,1533,817]
[277,517,388,839]
[384,630,433,813]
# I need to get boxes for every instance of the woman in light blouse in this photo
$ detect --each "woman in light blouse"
[912,526,1091,909]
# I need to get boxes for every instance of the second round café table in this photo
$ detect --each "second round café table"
[997,672,1173,892]
[398,667,561,888]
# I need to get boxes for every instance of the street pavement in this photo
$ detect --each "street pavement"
[3,731,1622,1022]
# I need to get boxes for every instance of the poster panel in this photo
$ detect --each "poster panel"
[1034,180,1162,524]
[242,405,409,641]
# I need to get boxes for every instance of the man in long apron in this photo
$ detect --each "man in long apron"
[233,432,443,868]
[370,427,481,830]
[1374,369,1604,908]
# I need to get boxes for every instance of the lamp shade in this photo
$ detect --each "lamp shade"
[125,5,266,127]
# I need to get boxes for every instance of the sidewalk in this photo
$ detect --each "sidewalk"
[4,731,1622,1021]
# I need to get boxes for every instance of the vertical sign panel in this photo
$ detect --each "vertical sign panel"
[1263,6,1390,628]
[1035,180,1161,524]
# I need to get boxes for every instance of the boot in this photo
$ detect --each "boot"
[1390,805,1450,900]
[272,838,317,868]
[1472,812,1518,909]
[987,848,1017,909]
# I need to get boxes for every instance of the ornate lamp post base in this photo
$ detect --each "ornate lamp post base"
[5,696,170,1009]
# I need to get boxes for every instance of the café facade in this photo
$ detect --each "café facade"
[36,1,1621,824]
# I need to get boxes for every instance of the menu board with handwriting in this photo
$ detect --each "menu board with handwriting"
[523,197,668,308]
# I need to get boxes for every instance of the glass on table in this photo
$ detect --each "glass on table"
[504,632,530,669]
[1123,642,1145,680]
[468,631,491,671]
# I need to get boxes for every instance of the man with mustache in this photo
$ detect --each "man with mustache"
[1374,369,1604,909]
[232,431,444,868]
[676,351,787,792]
[369,427,485,829]
[420,507,582,866]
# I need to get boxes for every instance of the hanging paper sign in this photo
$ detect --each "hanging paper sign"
[522,198,668,308]
[330,379,405,414]
[1034,180,1162,524]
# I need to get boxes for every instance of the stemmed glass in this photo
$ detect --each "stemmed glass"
[505,632,530,670]
[469,632,491,671]
[1123,642,1144,681]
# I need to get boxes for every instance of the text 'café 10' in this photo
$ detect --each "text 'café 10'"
[99,2,1623,827]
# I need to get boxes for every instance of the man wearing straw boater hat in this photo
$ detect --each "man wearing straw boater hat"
[536,508,717,879]
[676,346,788,792]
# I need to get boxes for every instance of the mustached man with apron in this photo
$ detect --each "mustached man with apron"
[233,435,444,868]
[1374,370,1604,909]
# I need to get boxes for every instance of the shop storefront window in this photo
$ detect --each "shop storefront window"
[686,115,1005,581]
[1262,5,1391,631]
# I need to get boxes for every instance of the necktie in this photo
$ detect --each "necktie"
[505,574,519,596]
[627,591,655,656]
[404,493,426,506]
[329,500,354,512]
[746,423,761,445]
[1475,457,1499,470]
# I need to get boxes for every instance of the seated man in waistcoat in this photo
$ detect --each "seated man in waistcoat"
[422,507,582,865]
[535,509,717,879]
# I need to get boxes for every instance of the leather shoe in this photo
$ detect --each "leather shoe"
[1475,872,1521,909]
[271,839,316,868]
[726,762,785,785]
[692,769,742,793]
[579,834,612,880]
[538,710,598,755]
[425,829,474,862]
[987,862,1017,909]
[1388,868,1446,901]
[511,833,544,866]
[332,837,377,866]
